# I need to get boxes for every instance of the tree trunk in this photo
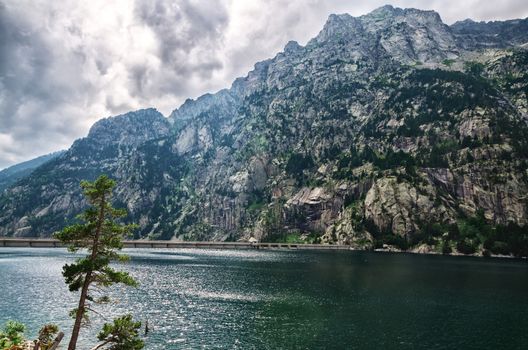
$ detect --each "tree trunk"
[67,193,106,350]
[49,332,64,350]
[67,271,91,350]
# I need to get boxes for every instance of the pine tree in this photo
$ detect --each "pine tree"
[54,175,141,350]
[92,315,144,350]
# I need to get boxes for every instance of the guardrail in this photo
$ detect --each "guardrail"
[0,238,354,250]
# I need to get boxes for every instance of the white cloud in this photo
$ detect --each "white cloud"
[1,0,527,169]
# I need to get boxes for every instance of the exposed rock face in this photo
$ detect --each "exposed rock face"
[169,89,241,129]
[451,17,528,49]
[425,165,528,225]
[364,177,452,236]
[360,6,459,64]
[86,109,170,147]
[1,6,528,255]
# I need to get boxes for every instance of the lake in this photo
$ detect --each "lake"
[0,248,527,349]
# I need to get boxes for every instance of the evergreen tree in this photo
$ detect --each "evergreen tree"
[92,315,144,350]
[54,175,141,350]
[0,321,26,349]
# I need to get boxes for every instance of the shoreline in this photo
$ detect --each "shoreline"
[0,238,525,260]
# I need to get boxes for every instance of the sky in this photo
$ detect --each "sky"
[1,0,528,169]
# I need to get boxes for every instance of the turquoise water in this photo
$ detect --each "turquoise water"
[0,248,527,349]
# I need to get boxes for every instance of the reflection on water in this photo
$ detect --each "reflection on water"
[1,248,527,349]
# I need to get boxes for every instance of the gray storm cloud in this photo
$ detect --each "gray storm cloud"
[1,0,527,169]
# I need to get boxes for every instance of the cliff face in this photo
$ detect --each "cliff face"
[451,17,528,49]
[1,6,528,255]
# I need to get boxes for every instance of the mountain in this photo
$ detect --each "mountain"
[1,5,528,256]
[0,151,65,192]
[0,108,171,237]
[451,17,528,49]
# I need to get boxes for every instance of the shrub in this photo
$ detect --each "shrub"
[441,240,452,255]
[442,59,456,67]
[0,321,26,350]
[285,153,314,177]
[382,234,409,251]
[456,238,478,255]
[464,61,485,76]
[96,315,144,350]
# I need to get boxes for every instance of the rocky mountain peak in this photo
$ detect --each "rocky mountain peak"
[86,108,170,147]
[451,17,528,49]
[361,6,458,63]
[283,40,302,54]
[314,13,364,44]
[359,5,442,27]
[366,4,400,17]
[169,89,240,126]
[453,18,475,26]
[305,6,458,65]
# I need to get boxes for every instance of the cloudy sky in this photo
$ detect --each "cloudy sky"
[1,0,527,169]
